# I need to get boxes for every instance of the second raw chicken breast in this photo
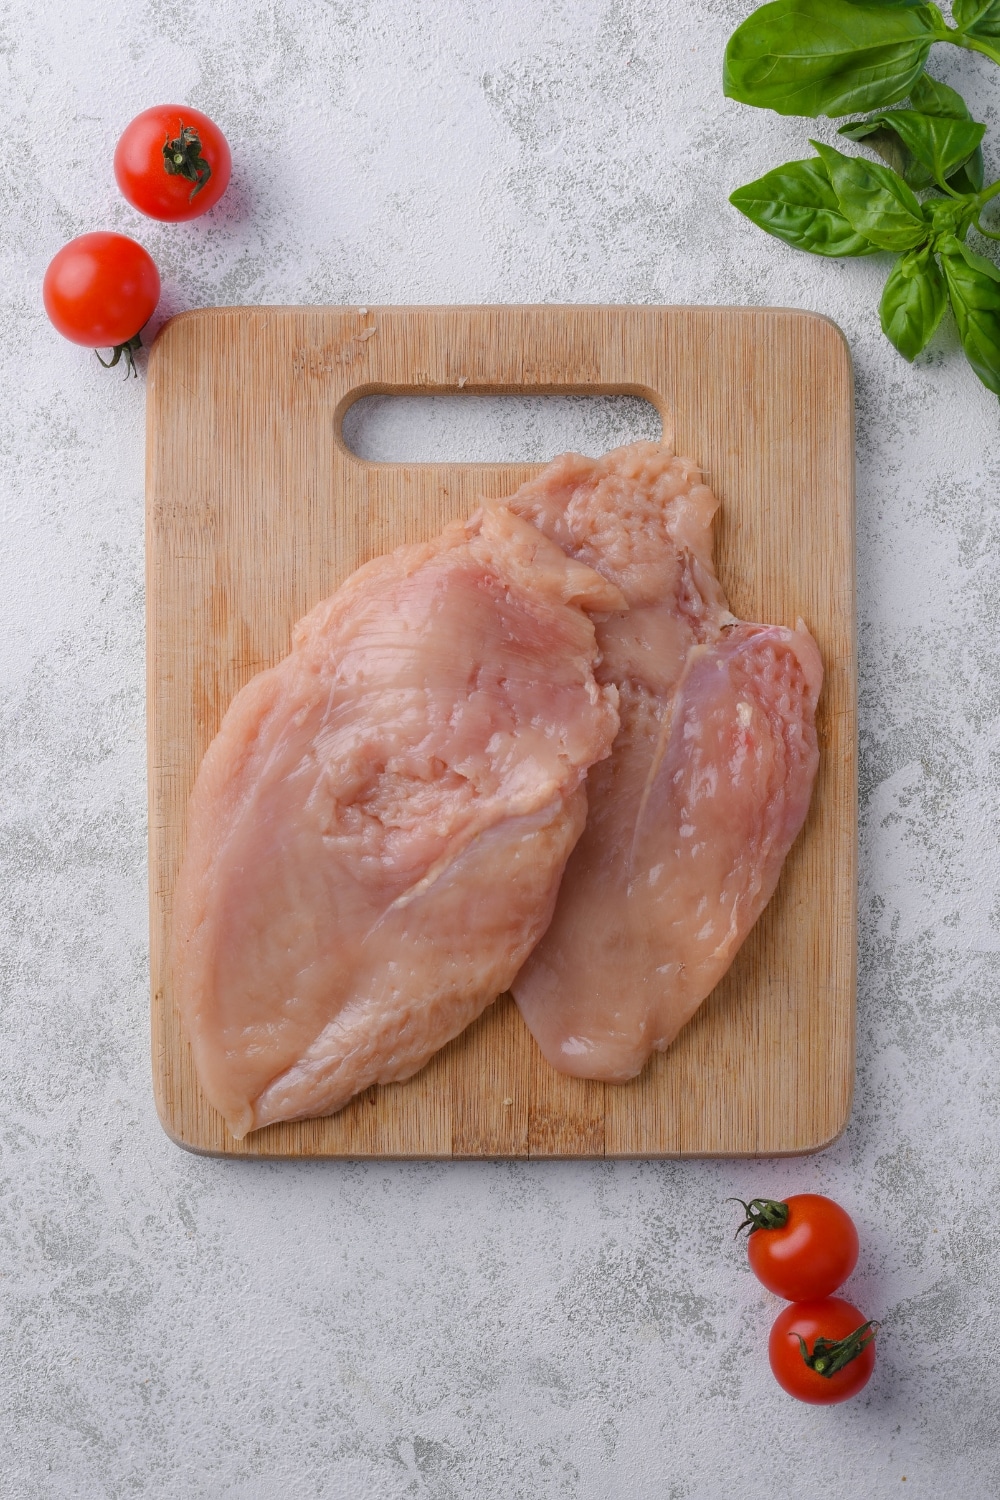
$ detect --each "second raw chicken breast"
[504,444,823,1081]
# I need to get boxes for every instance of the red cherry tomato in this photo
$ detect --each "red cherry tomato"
[114,105,231,221]
[769,1297,877,1405]
[737,1193,859,1299]
[43,233,160,364]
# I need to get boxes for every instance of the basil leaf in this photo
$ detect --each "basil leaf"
[811,140,928,249]
[938,235,1000,281]
[952,0,1000,39]
[879,245,947,358]
[839,116,928,185]
[723,0,940,118]
[938,235,1000,395]
[840,109,984,184]
[892,111,984,177]
[909,72,975,118]
[839,76,983,190]
[730,158,881,256]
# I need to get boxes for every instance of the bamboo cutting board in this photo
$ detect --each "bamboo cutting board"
[146,304,855,1158]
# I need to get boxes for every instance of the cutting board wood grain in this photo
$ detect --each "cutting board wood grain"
[146,304,856,1158]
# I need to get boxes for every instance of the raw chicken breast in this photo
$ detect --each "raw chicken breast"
[172,505,624,1137]
[504,443,823,1081]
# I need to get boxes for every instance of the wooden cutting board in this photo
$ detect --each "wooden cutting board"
[146,304,855,1158]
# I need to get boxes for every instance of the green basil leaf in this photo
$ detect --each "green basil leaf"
[730,158,881,256]
[839,116,931,187]
[723,0,939,118]
[953,0,1000,39]
[839,76,983,190]
[938,235,1000,281]
[938,235,1000,395]
[879,244,947,358]
[909,72,975,119]
[840,109,984,183]
[811,140,928,249]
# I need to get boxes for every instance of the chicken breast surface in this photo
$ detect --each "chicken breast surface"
[504,443,823,1081]
[172,505,624,1137]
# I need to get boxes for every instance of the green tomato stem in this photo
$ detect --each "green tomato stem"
[729,1197,789,1237]
[95,333,142,378]
[796,1320,880,1379]
[162,125,212,202]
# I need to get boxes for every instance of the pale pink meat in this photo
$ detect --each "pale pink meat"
[172,505,624,1137]
[505,443,823,1081]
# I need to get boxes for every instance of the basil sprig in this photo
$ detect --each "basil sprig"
[725,0,1000,397]
[731,126,1000,372]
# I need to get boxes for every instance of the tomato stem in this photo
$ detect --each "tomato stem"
[796,1320,880,1378]
[163,125,212,202]
[730,1197,789,1237]
[95,333,142,378]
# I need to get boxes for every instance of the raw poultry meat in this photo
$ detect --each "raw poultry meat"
[503,443,823,1081]
[172,505,624,1137]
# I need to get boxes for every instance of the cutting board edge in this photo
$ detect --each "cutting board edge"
[152,1128,856,1162]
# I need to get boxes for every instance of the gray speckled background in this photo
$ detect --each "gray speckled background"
[3,0,1000,1494]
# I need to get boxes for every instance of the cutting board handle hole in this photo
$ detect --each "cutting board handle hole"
[340,392,663,464]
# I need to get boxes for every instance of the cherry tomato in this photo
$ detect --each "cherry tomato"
[735,1193,859,1299]
[114,105,231,221]
[769,1297,877,1405]
[43,233,160,372]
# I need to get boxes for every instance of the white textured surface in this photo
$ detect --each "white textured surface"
[3,1,1000,1494]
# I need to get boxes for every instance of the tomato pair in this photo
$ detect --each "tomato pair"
[43,105,230,373]
[734,1192,878,1405]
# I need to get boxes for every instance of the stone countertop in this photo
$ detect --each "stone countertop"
[3,1,999,1495]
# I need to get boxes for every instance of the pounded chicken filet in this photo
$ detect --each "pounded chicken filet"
[172,506,624,1137]
[504,443,823,1081]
